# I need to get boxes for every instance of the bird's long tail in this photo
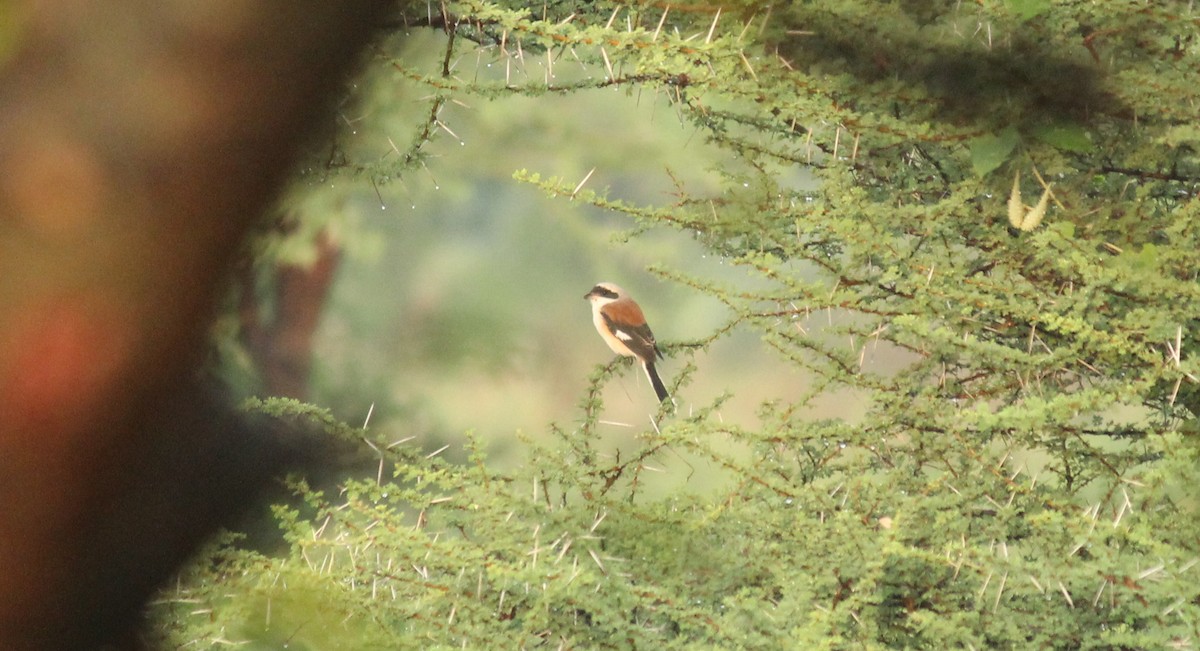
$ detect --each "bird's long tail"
[643,361,670,402]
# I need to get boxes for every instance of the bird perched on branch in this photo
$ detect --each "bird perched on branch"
[584,282,670,402]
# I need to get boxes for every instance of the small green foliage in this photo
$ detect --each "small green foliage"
[154,1,1200,649]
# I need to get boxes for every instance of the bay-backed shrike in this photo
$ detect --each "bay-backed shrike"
[584,282,670,402]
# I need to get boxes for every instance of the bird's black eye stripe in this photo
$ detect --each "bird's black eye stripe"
[591,286,618,299]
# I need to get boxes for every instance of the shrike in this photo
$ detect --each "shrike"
[584,282,669,402]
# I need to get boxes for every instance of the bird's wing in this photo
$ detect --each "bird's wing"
[603,314,662,361]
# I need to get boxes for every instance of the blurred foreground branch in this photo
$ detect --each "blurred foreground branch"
[0,1,386,647]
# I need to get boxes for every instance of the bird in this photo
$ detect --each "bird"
[584,282,670,402]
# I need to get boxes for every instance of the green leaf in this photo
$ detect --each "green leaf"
[1031,122,1092,153]
[1049,220,1075,239]
[1006,0,1052,20]
[969,126,1019,177]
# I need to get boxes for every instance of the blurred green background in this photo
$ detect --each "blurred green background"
[245,31,875,485]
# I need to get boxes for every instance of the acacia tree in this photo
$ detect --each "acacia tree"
[153,2,1200,649]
